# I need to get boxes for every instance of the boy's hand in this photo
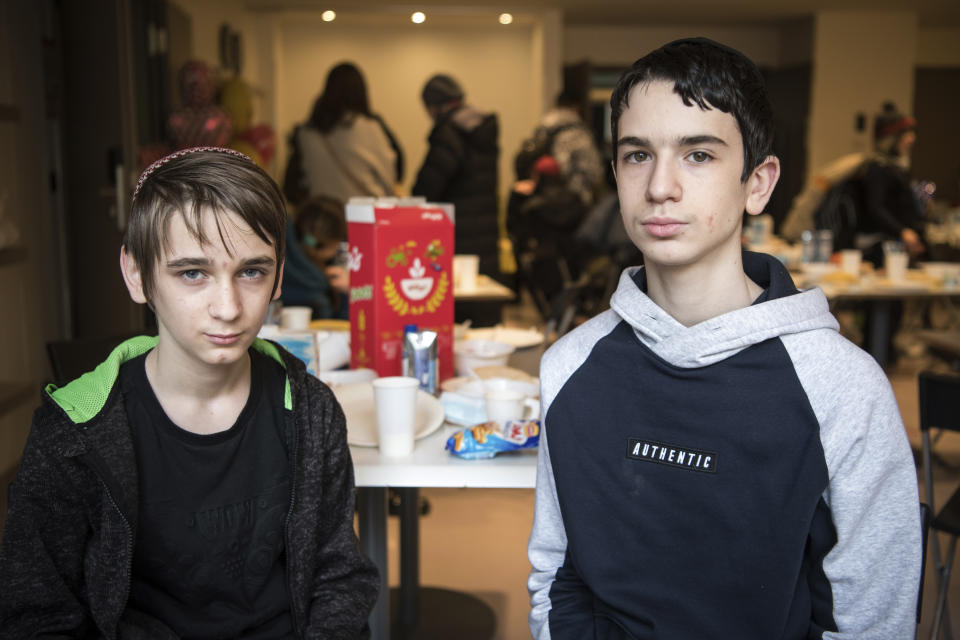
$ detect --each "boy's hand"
[325,265,349,293]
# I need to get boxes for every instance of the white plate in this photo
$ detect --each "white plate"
[334,382,445,447]
[465,326,544,348]
[446,377,540,399]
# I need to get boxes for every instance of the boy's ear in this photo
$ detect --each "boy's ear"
[272,260,285,300]
[119,246,148,304]
[744,155,781,216]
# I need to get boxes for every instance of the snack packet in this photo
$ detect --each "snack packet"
[445,419,540,459]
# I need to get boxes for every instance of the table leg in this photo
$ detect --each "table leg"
[398,487,420,631]
[358,487,389,640]
[867,300,892,368]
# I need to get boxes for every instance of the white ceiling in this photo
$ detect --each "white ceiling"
[245,0,960,27]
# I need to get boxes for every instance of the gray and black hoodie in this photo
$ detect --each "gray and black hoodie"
[527,251,921,639]
[0,337,378,638]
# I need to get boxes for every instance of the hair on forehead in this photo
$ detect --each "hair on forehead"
[610,37,775,182]
[124,149,287,302]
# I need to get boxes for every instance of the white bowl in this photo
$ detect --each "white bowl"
[453,339,515,376]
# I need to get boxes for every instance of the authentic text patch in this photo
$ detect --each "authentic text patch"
[626,438,717,473]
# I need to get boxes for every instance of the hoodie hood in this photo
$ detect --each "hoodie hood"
[609,251,839,368]
[448,105,498,153]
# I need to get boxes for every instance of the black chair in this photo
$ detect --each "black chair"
[919,370,960,639]
[46,334,137,387]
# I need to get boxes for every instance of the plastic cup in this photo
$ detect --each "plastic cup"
[454,255,479,291]
[840,249,862,277]
[372,377,419,457]
[885,252,909,282]
[281,306,312,330]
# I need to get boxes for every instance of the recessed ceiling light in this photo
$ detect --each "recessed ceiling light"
[499,13,513,25]
[411,11,426,24]
[321,10,336,22]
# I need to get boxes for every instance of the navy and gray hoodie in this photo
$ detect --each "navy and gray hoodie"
[527,252,921,639]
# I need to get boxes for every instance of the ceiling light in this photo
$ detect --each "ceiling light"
[499,13,513,25]
[411,11,426,24]
[321,10,336,22]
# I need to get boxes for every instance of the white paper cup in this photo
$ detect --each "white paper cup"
[372,377,419,457]
[885,252,909,282]
[454,254,479,291]
[484,389,538,424]
[840,249,862,277]
[281,306,312,330]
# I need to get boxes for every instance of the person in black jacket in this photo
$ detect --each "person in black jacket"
[855,102,926,266]
[412,74,501,279]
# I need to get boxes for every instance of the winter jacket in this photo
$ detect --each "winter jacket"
[527,252,921,639]
[412,104,500,277]
[283,113,399,207]
[0,336,379,638]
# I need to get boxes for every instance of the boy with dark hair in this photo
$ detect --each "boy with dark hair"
[527,38,920,639]
[0,147,378,637]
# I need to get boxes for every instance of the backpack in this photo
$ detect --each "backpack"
[513,122,578,180]
[780,152,868,245]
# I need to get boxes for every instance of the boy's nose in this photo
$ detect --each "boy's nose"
[646,159,682,203]
[209,281,241,321]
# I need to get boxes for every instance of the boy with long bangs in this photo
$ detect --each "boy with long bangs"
[527,38,921,638]
[0,148,378,637]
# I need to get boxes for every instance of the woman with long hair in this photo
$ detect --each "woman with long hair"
[283,62,403,206]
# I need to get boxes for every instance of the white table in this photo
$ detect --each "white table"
[352,423,538,639]
[454,274,516,302]
[794,270,960,367]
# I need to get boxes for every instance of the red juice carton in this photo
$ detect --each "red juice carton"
[346,199,455,381]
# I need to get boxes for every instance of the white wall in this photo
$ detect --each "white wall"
[807,10,917,173]
[273,12,546,205]
[564,25,786,67]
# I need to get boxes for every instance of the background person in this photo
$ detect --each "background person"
[856,101,926,265]
[514,89,606,209]
[280,195,350,320]
[283,61,403,208]
[412,73,501,280]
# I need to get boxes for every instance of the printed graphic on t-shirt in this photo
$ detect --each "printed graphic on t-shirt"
[135,478,289,605]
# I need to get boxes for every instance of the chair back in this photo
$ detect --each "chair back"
[919,501,931,624]
[46,335,136,387]
[919,371,960,435]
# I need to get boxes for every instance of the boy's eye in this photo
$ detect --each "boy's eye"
[180,269,204,281]
[623,150,649,164]
[240,268,267,279]
[688,151,712,163]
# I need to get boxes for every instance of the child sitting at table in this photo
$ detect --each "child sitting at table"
[0,147,378,636]
[280,195,350,320]
[527,37,921,639]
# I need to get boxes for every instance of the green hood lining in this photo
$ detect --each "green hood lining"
[46,336,292,425]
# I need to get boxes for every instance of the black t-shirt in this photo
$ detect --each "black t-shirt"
[121,349,294,639]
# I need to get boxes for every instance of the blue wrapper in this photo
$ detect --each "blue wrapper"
[445,419,540,459]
